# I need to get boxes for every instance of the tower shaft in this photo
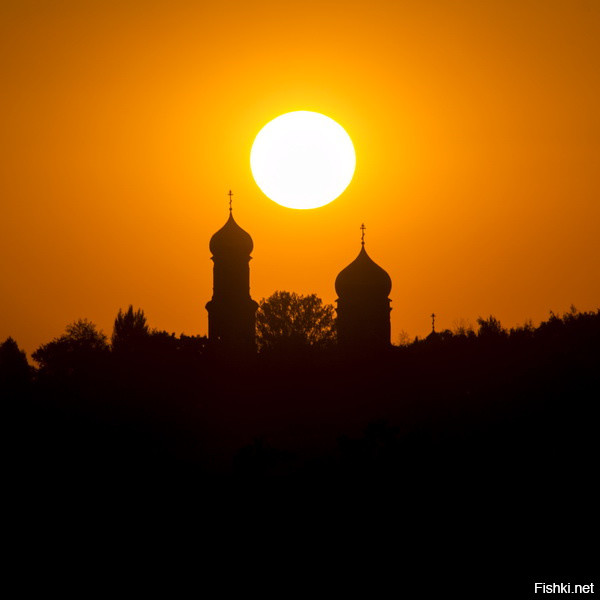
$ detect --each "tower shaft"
[206,256,257,351]
[336,296,391,349]
[206,208,258,353]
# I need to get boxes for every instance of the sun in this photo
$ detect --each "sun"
[250,111,356,210]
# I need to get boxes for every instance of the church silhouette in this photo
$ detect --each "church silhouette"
[206,193,392,352]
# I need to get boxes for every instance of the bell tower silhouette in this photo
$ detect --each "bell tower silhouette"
[335,224,392,350]
[205,191,258,353]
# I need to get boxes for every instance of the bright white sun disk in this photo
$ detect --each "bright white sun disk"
[250,111,356,209]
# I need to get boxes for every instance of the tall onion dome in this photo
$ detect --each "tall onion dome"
[205,192,258,353]
[335,225,392,350]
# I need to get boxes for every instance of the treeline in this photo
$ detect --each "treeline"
[2,303,598,482]
[4,299,597,577]
[4,302,599,565]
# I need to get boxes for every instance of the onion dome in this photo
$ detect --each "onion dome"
[335,245,392,298]
[209,212,254,257]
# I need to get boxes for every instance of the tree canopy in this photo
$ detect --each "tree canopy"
[112,305,150,352]
[255,291,336,352]
[32,318,109,374]
[0,337,31,387]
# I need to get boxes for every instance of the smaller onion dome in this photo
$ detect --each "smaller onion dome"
[335,245,392,298]
[209,212,254,257]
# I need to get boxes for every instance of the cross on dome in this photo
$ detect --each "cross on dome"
[209,191,253,257]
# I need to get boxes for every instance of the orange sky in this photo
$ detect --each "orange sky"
[1,0,599,355]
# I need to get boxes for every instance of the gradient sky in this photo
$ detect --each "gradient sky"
[1,0,599,355]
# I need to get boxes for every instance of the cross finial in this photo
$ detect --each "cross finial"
[360,223,366,246]
[228,190,233,213]
[431,313,436,333]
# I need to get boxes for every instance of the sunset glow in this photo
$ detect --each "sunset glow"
[0,1,598,355]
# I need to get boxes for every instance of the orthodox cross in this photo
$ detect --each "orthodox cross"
[360,223,366,246]
[431,313,436,333]
[228,190,233,213]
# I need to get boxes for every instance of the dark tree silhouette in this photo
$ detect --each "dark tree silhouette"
[255,291,336,351]
[0,337,31,388]
[476,315,507,339]
[9,304,598,579]
[111,305,150,353]
[32,318,109,374]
